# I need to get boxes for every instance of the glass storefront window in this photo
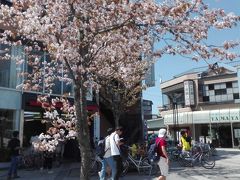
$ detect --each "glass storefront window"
[43,53,60,94]
[51,79,62,94]
[0,109,14,148]
[63,81,73,96]
[0,44,11,88]
[13,46,25,89]
[0,44,26,89]
[1,44,74,96]
[232,123,240,147]
[25,50,44,92]
[210,123,232,148]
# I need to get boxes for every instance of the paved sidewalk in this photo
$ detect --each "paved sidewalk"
[0,148,240,180]
[0,161,187,180]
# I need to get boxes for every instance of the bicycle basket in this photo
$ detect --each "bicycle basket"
[199,143,210,153]
[191,146,199,154]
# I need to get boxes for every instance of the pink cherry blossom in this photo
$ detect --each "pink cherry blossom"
[0,0,239,179]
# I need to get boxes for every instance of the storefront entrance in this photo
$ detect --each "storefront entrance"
[23,120,46,147]
[211,124,232,148]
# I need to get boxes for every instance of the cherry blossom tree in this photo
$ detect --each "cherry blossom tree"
[0,0,240,179]
[32,96,78,153]
[98,63,147,126]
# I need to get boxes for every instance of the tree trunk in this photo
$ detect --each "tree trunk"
[74,81,91,180]
[113,110,121,127]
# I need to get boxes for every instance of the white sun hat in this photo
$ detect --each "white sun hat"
[158,128,167,138]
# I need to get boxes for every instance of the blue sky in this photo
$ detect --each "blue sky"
[143,0,240,114]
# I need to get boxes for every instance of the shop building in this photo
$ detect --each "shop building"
[0,0,144,149]
[160,61,240,148]
[0,45,144,149]
[0,44,101,149]
[1,43,136,148]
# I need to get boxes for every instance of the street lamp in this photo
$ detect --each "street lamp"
[172,98,177,144]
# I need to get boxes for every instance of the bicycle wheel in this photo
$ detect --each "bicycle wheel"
[18,156,25,169]
[33,154,43,169]
[169,150,180,161]
[22,155,35,170]
[178,154,193,167]
[89,158,101,176]
[201,153,215,169]
[210,147,217,156]
[138,158,152,175]
[121,159,129,177]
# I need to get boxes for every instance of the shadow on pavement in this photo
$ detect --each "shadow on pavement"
[214,148,240,161]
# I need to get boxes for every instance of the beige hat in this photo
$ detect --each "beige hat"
[158,128,166,138]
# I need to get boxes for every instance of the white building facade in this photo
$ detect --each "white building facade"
[160,61,240,148]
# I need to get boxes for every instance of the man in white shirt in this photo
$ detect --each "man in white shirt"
[99,128,114,180]
[110,126,124,180]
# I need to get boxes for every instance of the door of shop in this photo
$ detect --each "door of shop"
[212,124,232,148]
[219,125,232,147]
[217,124,232,148]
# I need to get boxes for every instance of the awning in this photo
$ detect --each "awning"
[28,100,99,111]
[147,118,165,130]
[162,83,184,94]
[86,105,99,111]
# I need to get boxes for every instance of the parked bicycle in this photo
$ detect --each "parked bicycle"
[209,143,217,156]
[175,143,215,169]
[87,152,102,176]
[121,146,152,176]
[19,153,43,170]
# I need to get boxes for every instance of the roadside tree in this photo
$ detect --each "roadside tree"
[0,1,239,179]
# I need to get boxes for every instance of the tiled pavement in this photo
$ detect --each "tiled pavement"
[1,148,240,180]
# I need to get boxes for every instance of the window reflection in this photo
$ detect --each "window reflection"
[0,44,74,96]
[0,44,11,88]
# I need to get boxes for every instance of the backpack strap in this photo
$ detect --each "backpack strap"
[104,136,110,154]
[155,138,161,155]
[156,140,159,147]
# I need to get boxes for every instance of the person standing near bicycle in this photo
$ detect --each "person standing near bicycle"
[180,130,191,154]
[156,128,169,180]
[7,131,21,180]
[99,127,114,180]
[110,126,124,180]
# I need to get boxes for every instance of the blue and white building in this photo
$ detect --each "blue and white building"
[160,61,240,148]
